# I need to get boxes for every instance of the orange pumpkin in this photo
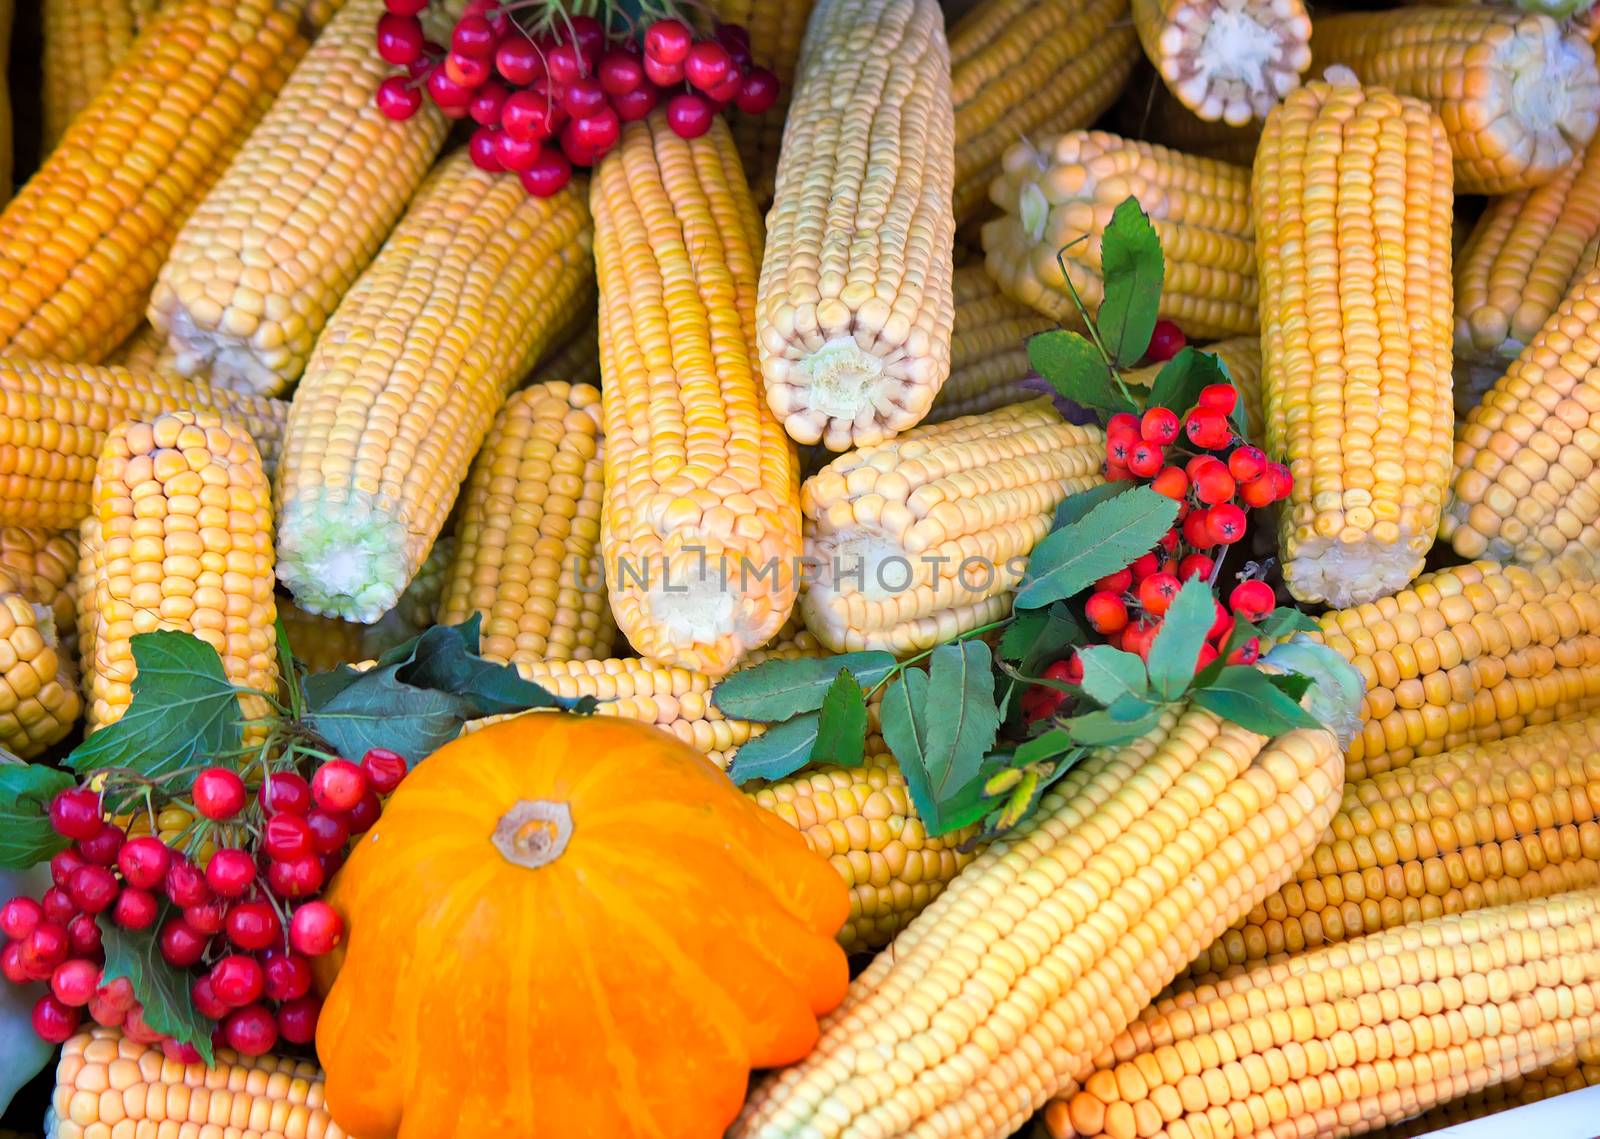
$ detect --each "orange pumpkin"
[312,713,851,1138]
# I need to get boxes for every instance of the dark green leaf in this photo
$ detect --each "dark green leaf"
[810,672,868,768]
[880,670,933,821]
[1027,329,1138,415]
[1098,197,1165,367]
[1016,486,1179,609]
[1063,706,1162,747]
[304,664,472,766]
[274,619,304,721]
[1147,578,1219,700]
[1191,666,1322,736]
[726,713,822,784]
[1104,692,1159,721]
[1268,672,1314,701]
[99,917,214,1064]
[1146,347,1229,415]
[936,779,995,834]
[391,616,581,717]
[0,762,74,868]
[1052,480,1135,531]
[66,633,243,802]
[712,650,897,720]
[1076,646,1148,707]
[1258,606,1320,639]
[996,604,1082,674]
[916,642,1002,832]
[1013,728,1077,766]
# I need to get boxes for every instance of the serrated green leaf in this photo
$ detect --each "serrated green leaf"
[915,642,1002,834]
[1016,486,1179,609]
[1191,666,1322,736]
[1014,728,1077,765]
[1052,480,1135,531]
[1258,606,1321,639]
[66,632,244,805]
[99,916,214,1064]
[726,713,822,784]
[1146,347,1229,416]
[1027,329,1138,415]
[391,616,583,717]
[1268,672,1314,701]
[0,762,74,868]
[811,672,868,768]
[1099,197,1165,367]
[711,650,897,720]
[938,779,996,834]
[996,604,1082,675]
[1076,646,1148,706]
[880,670,933,821]
[1104,692,1159,721]
[1147,578,1218,700]
[1063,707,1162,747]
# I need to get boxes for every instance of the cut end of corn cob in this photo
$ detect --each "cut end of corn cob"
[1133,0,1312,125]
[274,488,413,624]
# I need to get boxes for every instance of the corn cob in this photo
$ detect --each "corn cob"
[48,1028,348,1139]
[1311,8,1600,196]
[85,411,278,732]
[0,359,288,531]
[983,131,1257,339]
[1125,335,1265,443]
[758,0,957,452]
[1114,72,1263,168]
[41,0,161,151]
[105,322,183,374]
[1455,136,1600,362]
[439,382,613,665]
[921,265,1054,425]
[75,516,100,697]
[1254,73,1455,608]
[149,0,460,397]
[948,0,1141,225]
[1186,712,1600,977]
[1046,888,1600,1139]
[275,153,593,623]
[0,0,308,364]
[750,742,980,954]
[0,583,81,760]
[733,705,1346,1137]
[0,528,80,656]
[1375,1040,1600,1137]
[800,399,1104,654]
[1130,0,1311,126]
[1312,561,1600,781]
[594,113,800,676]
[708,0,818,205]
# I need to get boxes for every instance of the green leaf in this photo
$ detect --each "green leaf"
[1013,728,1077,766]
[1268,672,1314,701]
[0,762,74,868]
[99,916,214,1064]
[1052,480,1135,531]
[880,670,933,820]
[726,713,822,784]
[1262,635,1367,746]
[1147,578,1219,701]
[1258,606,1320,639]
[276,620,304,721]
[921,641,1001,792]
[711,650,897,721]
[810,672,868,768]
[936,779,995,834]
[392,616,583,717]
[1062,706,1162,747]
[1146,347,1229,416]
[997,604,1082,674]
[66,632,244,802]
[1027,329,1138,415]
[1098,197,1165,367]
[1191,666,1322,736]
[1075,646,1148,707]
[1016,485,1179,609]
[1104,692,1159,721]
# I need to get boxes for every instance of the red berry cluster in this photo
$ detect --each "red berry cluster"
[1021,367,1295,724]
[374,1,779,196]
[1,748,409,1060]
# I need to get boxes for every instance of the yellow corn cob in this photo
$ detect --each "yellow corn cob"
[85,411,278,732]
[1130,0,1312,125]
[1186,712,1600,977]
[594,113,800,676]
[1312,561,1600,781]
[921,265,1054,425]
[750,742,981,954]
[1455,135,1600,361]
[0,528,80,655]
[149,0,460,396]
[275,153,593,623]
[75,515,100,695]
[1045,889,1600,1139]
[800,399,1105,654]
[48,1028,348,1139]
[1312,9,1600,196]
[1124,335,1265,443]
[733,705,1346,1138]
[439,382,613,664]
[1375,1041,1600,1137]
[42,0,161,151]
[0,359,288,531]
[948,0,1141,225]
[0,0,308,363]
[984,130,1257,339]
[117,801,213,864]
[1114,72,1263,168]
[0,582,81,760]
[1254,73,1455,608]
[758,0,957,452]
[708,0,818,205]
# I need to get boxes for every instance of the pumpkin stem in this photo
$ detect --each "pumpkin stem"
[492,800,574,869]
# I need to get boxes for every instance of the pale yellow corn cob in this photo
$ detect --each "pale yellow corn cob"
[984,130,1257,339]
[42,0,162,151]
[1374,1041,1600,1137]
[275,152,594,623]
[800,399,1105,654]
[0,585,81,760]
[758,0,958,452]
[921,265,1054,425]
